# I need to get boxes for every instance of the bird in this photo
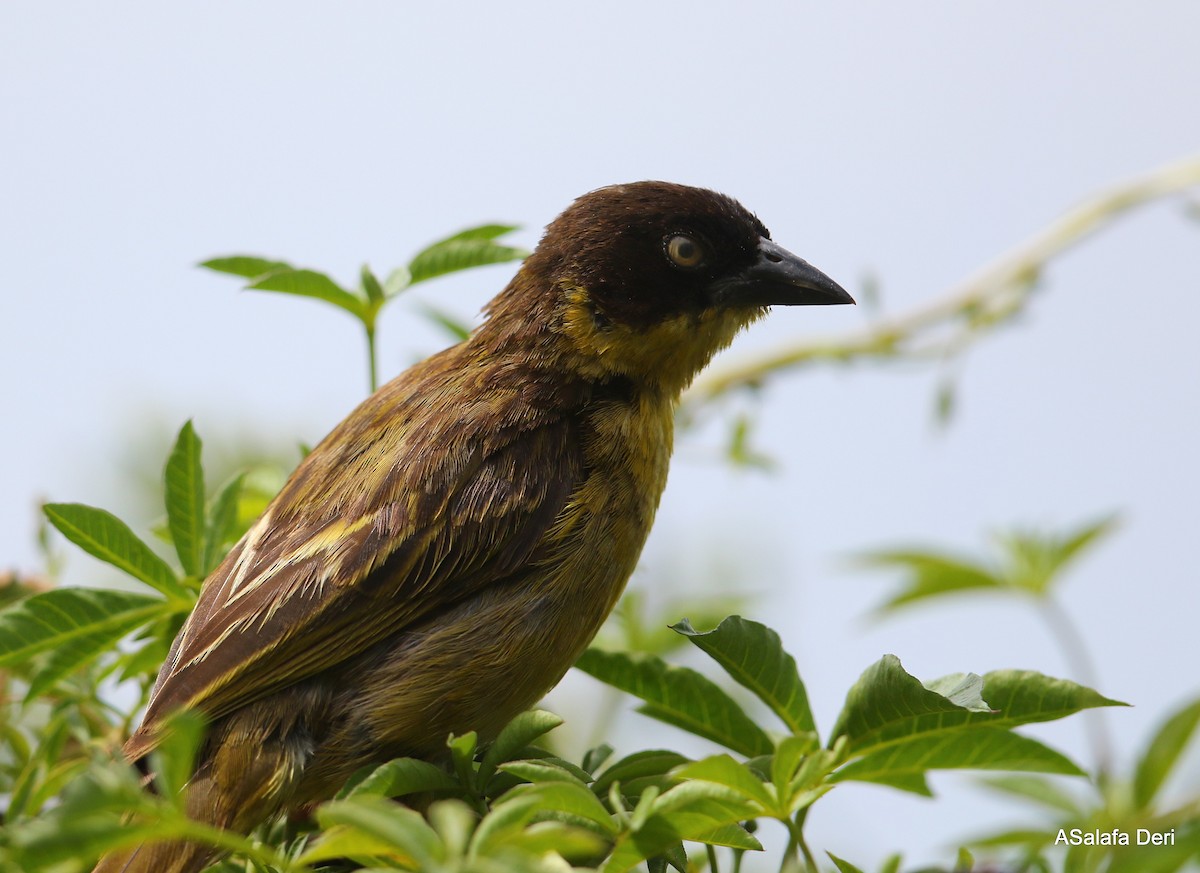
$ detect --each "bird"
[92,181,853,873]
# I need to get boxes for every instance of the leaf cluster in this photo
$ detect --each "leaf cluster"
[0,421,1135,873]
[201,224,528,391]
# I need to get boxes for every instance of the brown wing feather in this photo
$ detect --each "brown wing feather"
[126,349,586,760]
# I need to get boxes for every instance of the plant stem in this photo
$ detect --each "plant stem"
[781,816,818,873]
[685,152,1200,409]
[795,820,818,873]
[706,843,720,873]
[364,322,379,394]
[780,828,801,873]
[1039,595,1113,778]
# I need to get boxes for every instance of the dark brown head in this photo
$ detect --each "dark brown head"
[484,181,852,392]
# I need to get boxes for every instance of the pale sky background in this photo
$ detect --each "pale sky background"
[3,3,1199,869]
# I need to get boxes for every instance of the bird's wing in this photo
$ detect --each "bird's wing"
[126,364,585,760]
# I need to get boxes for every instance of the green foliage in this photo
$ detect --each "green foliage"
[41,503,184,599]
[575,647,776,758]
[858,521,1200,873]
[859,515,1119,613]
[201,223,528,392]
[0,438,1137,873]
[672,616,815,735]
[0,420,268,840]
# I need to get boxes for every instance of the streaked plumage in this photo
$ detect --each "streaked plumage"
[95,181,852,873]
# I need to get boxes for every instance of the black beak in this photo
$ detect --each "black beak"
[712,238,854,308]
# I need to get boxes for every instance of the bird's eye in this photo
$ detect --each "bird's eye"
[665,234,705,269]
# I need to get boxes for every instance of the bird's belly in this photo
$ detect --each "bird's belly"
[294,401,673,799]
[296,467,664,798]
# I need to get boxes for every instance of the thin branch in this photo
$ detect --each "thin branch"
[1039,595,1115,779]
[685,153,1200,409]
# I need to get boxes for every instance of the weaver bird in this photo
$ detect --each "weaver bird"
[94,181,852,872]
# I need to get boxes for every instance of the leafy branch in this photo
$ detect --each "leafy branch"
[858,516,1121,775]
[201,224,528,392]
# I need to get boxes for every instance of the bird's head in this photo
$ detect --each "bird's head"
[484,181,853,394]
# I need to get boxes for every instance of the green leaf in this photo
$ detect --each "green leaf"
[830,727,1085,787]
[879,853,903,873]
[28,626,135,700]
[592,750,690,798]
[150,709,209,805]
[583,744,615,774]
[673,615,816,735]
[600,590,751,657]
[383,265,412,297]
[1133,696,1200,808]
[828,852,868,873]
[491,819,608,863]
[202,474,243,576]
[671,754,774,810]
[519,751,596,782]
[298,822,405,865]
[503,781,619,837]
[418,304,474,341]
[200,255,292,279]
[313,795,441,866]
[0,588,163,670]
[830,658,1123,756]
[468,793,542,855]
[860,549,1002,613]
[479,709,563,787]
[340,757,459,799]
[866,771,932,796]
[830,655,990,752]
[977,774,1083,815]
[43,503,183,599]
[979,670,1127,728]
[1,575,37,611]
[443,223,521,242]
[429,799,477,856]
[408,232,528,286]
[247,268,365,317]
[772,734,837,813]
[924,672,989,710]
[770,733,814,795]
[500,759,591,788]
[13,805,182,867]
[116,629,175,685]
[726,414,776,470]
[576,648,773,757]
[992,515,1119,595]
[602,782,761,873]
[863,516,1120,612]
[934,378,957,426]
[361,264,385,304]
[7,712,71,818]
[628,785,659,832]
[164,421,206,578]
[447,731,478,792]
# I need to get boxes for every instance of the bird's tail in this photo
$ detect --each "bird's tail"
[90,716,300,873]
[90,839,217,873]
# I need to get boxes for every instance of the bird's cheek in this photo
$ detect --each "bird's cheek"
[559,287,626,360]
